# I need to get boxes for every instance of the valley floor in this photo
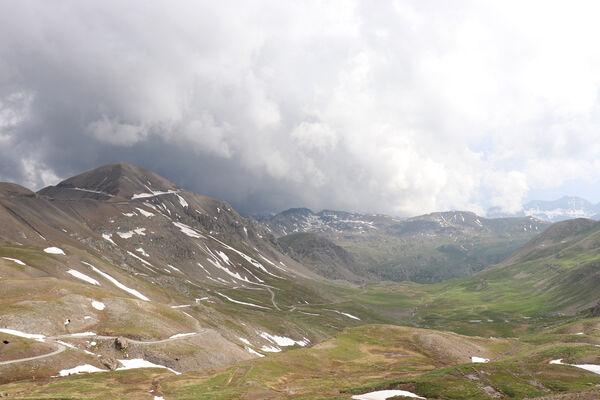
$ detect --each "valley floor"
[3,319,600,399]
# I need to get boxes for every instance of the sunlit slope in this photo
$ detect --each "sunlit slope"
[413,219,600,332]
[5,321,600,399]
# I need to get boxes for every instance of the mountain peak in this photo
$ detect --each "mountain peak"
[38,162,178,200]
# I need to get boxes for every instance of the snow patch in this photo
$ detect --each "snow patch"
[260,345,281,352]
[247,347,265,357]
[131,190,179,200]
[116,227,146,239]
[136,247,150,257]
[102,233,116,245]
[166,264,182,273]
[216,292,270,309]
[127,251,154,268]
[91,300,105,311]
[471,356,489,363]
[135,207,155,217]
[67,269,100,286]
[550,359,600,374]
[351,390,425,399]
[2,257,26,265]
[58,364,106,376]
[173,222,204,238]
[259,332,308,347]
[44,247,65,255]
[0,328,45,342]
[176,194,188,208]
[169,332,196,339]
[329,309,361,320]
[83,261,150,301]
[69,332,96,337]
[117,358,181,375]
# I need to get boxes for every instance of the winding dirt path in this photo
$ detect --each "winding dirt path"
[0,343,65,365]
[0,329,209,366]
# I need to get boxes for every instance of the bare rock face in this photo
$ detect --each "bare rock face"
[115,337,129,351]
[100,357,121,371]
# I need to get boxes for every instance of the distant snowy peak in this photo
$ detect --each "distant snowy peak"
[488,196,600,222]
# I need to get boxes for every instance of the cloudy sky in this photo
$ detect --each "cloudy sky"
[1,0,600,216]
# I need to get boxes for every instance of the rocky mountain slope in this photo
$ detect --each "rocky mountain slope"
[260,208,550,283]
[0,162,370,383]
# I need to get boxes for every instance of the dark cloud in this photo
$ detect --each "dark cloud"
[2,1,600,216]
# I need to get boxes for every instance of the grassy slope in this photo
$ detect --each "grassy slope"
[4,220,600,398]
[5,322,600,399]
[327,229,540,283]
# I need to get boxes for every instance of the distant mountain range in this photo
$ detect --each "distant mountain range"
[258,208,549,283]
[488,195,600,222]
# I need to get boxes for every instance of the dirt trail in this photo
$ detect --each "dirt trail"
[0,342,65,365]
[1,329,209,365]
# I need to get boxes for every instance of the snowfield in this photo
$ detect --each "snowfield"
[44,247,65,255]
[67,269,100,286]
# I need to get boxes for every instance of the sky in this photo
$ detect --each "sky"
[2,0,600,216]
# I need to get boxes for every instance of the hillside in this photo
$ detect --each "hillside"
[414,218,600,334]
[278,232,364,282]
[0,163,374,383]
[262,208,549,283]
[3,163,600,399]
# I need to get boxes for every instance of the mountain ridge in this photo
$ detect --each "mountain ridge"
[261,207,550,283]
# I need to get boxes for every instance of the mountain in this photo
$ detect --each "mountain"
[4,163,600,399]
[0,162,373,383]
[261,208,550,283]
[277,232,363,282]
[488,195,600,222]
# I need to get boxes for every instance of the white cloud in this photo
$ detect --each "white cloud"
[3,1,600,214]
[291,122,337,152]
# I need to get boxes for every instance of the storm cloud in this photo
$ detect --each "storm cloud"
[2,0,600,216]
